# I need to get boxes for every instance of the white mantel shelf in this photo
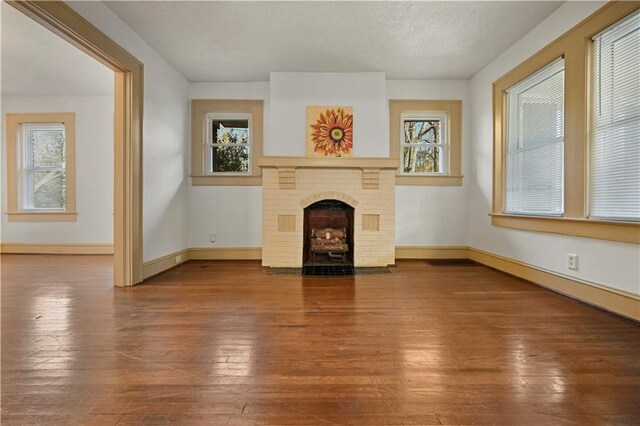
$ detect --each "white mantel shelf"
[257,156,399,170]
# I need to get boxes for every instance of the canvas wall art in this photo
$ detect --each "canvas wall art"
[306,106,353,157]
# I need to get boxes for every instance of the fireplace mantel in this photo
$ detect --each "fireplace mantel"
[257,156,399,170]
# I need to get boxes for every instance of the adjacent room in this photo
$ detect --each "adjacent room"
[1,1,638,425]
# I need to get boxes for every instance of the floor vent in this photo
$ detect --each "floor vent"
[355,267,392,275]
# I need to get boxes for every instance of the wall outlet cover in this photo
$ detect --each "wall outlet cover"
[567,254,578,270]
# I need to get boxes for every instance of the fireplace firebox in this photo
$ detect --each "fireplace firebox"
[303,199,354,265]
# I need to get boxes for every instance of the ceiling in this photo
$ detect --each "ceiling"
[105,0,563,82]
[1,2,113,97]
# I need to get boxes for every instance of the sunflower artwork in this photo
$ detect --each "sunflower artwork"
[306,106,353,157]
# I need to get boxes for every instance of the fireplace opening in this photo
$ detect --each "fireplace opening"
[303,199,354,265]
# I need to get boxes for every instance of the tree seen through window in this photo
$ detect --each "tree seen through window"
[210,119,250,173]
[402,119,442,173]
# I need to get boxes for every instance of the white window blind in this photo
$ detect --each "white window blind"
[505,58,565,216]
[590,11,640,222]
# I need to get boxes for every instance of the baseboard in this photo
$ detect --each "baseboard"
[0,242,113,255]
[142,247,261,280]
[468,247,640,322]
[142,249,190,280]
[189,247,262,260]
[395,246,469,259]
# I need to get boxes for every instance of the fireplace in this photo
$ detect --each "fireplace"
[303,199,354,265]
[258,157,397,268]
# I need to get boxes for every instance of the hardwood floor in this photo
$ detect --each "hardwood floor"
[1,254,639,425]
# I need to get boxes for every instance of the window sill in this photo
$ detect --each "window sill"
[490,213,639,244]
[396,175,463,186]
[191,175,262,186]
[7,211,77,222]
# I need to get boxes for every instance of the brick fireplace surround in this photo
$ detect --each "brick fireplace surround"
[259,157,398,268]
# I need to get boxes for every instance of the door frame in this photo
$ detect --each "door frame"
[7,0,144,286]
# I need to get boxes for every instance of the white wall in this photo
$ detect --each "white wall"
[188,77,470,248]
[189,186,262,248]
[1,96,114,244]
[187,82,267,248]
[469,1,640,296]
[388,80,470,247]
[68,2,190,262]
[269,72,388,157]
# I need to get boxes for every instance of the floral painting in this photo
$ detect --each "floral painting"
[307,106,353,157]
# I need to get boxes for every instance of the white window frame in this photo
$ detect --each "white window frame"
[205,112,252,176]
[400,112,449,176]
[504,57,565,217]
[19,122,66,211]
[588,10,640,222]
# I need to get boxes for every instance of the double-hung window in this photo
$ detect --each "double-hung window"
[5,112,76,221]
[21,123,67,210]
[206,113,251,174]
[389,100,462,185]
[190,100,263,185]
[590,11,640,222]
[505,58,565,216]
[401,113,448,175]
[491,2,638,243]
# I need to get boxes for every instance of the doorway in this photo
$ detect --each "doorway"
[6,0,143,286]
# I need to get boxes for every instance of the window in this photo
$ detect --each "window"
[401,113,448,175]
[207,114,251,174]
[590,11,640,222]
[389,100,462,185]
[191,100,263,186]
[21,123,67,210]
[505,58,565,216]
[492,2,639,244]
[5,113,76,221]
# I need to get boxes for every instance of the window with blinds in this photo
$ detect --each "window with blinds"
[590,11,640,222]
[505,58,565,216]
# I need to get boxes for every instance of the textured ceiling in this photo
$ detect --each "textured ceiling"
[105,0,563,82]
[1,2,113,97]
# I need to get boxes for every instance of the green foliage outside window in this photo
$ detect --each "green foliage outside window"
[211,120,250,173]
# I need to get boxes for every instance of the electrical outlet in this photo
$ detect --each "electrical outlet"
[175,255,182,264]
[210,233,217,243]
[567,254,578,270]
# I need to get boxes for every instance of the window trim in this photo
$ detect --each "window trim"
[191,99,263,186]
[492,1,639,244]
[5,112,76,222]
[390,100,462,186]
